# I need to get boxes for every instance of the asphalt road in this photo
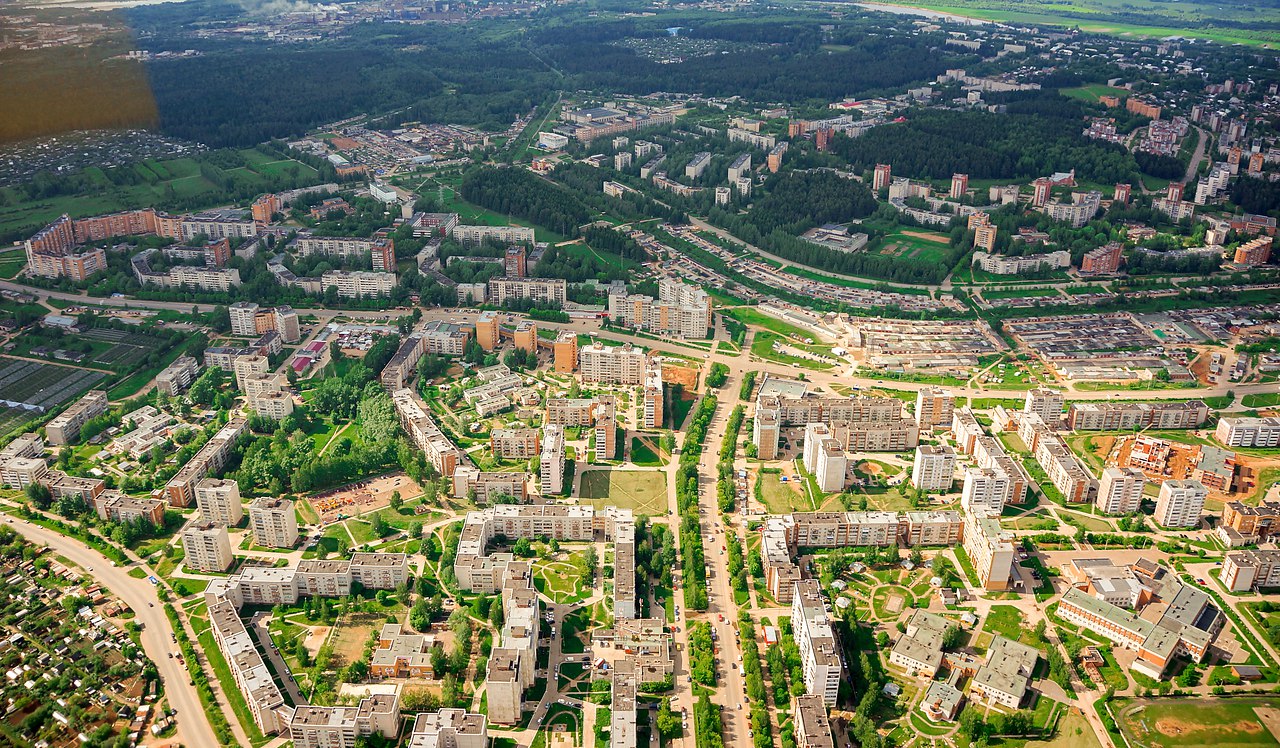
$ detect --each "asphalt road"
[4,518,219,748]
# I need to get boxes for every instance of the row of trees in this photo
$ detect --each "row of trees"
[675,395,718,611]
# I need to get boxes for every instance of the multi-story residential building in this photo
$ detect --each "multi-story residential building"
[915,387,955,431]
[610,661,639,748]
[607,279,712,339]
[182,521,235,572]
[26,241,108,281]
[1080,242,1124,274]
[1220,499,1280,546]
[642,360,664,429]
[253,391,294,421]
[911,445,955,492]
[350,552,410,590]
[754,393,917,459]
[405,709,487,748]
[249,496,299,549]
[685,152,712,179]
[392,389,465,478]
[1,456,47,489]
[487,277,567,307]
[163,418,249,507]
[45,390,108,445]
[294,233,396,273]
[970,637,1039,709]
[873,164,892,191]
[381,334,427,391]
[1154,479,1207,529]
[553,331,577,373]
[288,696,401,748]
[450,224,535,246]
[321,270,396,298]
[1096,467,1146,515]
[92,491,166,526]
[452,466,528,503]
[156,356,200,396]
[485,651,523,724]
[578,342,647,385]
[545,397,618,462]
[491,428,541,461]
[196,477,243,527]
[1216,417,1280,448]
[1024,388,1065,425]
[803,424,848,493]
[1021,413,1095,503]
[951,408,984,454]
[971,250,1071,275]
[1234,236,1273,266]
[1222,549,1280,592]
[961,500,1015,590]
[231,354,269,392]
[476,311,501,351]
[1067,400,1209,431]
[208,600,288,734]
[539,426,565,495]
[421,321,473,356]
[179,213,257,241]
[792,580,842,705]
[513,321,538,354]
[961,467,1012,515]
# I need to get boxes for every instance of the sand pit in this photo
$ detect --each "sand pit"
[885,594,904,613]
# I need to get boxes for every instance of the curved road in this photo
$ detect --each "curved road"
[5,518,218,748]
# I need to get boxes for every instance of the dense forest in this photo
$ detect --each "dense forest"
[831,94,1140,184]
[460,167,591,237]
[1229,175,1280,215]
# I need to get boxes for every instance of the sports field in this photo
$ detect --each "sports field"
[1116,696,1280,748]
[577,469,667,515]
[1062,84,1130,102]
[864,229,953,266]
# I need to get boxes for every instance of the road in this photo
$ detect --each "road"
[5,518,220,748]
[1183,127,1209,186]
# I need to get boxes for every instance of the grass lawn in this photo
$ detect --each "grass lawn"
[1243,392,1280,408]
[578,469,668,515]
[982,605,1028,642]
[630,436,668,467]
[1061,84,1130,102]
[0,248,26,279]
[1115,696,1280,748]
[1039,709,1102,748]
[534,551,590,605]
[722,307,812,339]
[758,473,813,513]
[864,229,954,266]
[751,331,835,371]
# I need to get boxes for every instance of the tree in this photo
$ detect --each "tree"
[25,482,52,510]
[513,538,534,557]
[389,491,402,512]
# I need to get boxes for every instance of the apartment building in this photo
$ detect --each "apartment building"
[182,521,235,572]
[915,387,955,431]
[451,224,535,246]
[163,418,249,507]
[321,270,396,298]
[951,407,984,454]
[802,424,848,493]
[1222,549,1280,592]
[421,320,472,356]
[792,580,842,705]
[232,354,269,392]
[195,477,243,527]
[476,311,501,351]
[452,466,528,503]
[578,342,646,385]
[553,331,578,373]
[294,233,396,273]
[249,496,299,549]
[156,356,200,396]
[607,278,712,339]
[491,428,541,460]
[288,696,401,748]
[961,468,1012,515]
[1021,413,1095,503]
[381,334,427,391]
[405,710,487,748]
[961,500,1015,590]
[544,397,617,462]
[1067,400,1209,431]
[0,456,46,490]
[611,661,639,748]
[253,391,295,421]
[485,650,523,724]
[487,277,567,307]
[45,390,108,445]
[1216,417,1280,448]
[1080,242,1123,274]
[754,393,918,459]
[539,426,566,495]
[1154,479,1207,528]
[593,618,671,683]
[911,445,955,492]
[392,389,465,478]
[642,361,664,429]
[92,491,166,526]
[793,696,835,748]
[208,601,288,734]
[1220,499,1280,546]
[1096,467,1146,515]
[180,213,257,241]
[513,321,538,354]
[1024,388,1065,425]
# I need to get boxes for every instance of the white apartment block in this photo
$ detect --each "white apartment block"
[250,496,299,548]
[961,467,1012,515]
[232,354,270,392]
[321,270,396,298]
[578,342,647,385]
[195,477,243,527]
[156,355,200,396]
[1216,417,1280,448]
[607,278,711,339]
[182,521,234,572]
[1024,388,1065,425]
[208,600,287,734]
[951,407,984,454]
[253,391,295,421]
[406,710,488,748]
[642,361,663,429]
[915,387,955,431]
[961,501,1015,590]
[792,580,842,705]
[392,389,465,478]
[1067,400,1209,431]
[45,390,109,445]
[453,466,529,503]
[451,224,535,246]
[487,277,567,307]
[1222,549,1280,592]
[911,445,955,492]
[803,424,848,493]
[1154,479,1207,529]
[1096,467,1146,515]
[540,425,565,495]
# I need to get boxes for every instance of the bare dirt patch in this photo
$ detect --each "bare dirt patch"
[901,230,951,244]
[309,471,424,525]
[1155,717,1262,737]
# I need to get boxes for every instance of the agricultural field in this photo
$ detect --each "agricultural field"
[1114,696,1280,748]
[577,469,668,515]
[0,356,106,412]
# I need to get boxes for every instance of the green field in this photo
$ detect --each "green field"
[982,287,1064,301]
[1115,696,1280,748]
[722,307,812,340]
[864,229,954,266]
[0,148,321,242]
[578,469,668,515]
[1062,84,1130,102]
[533,551,591,605]
[758,472,813,513]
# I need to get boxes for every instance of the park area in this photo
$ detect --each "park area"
[1114,696,1280,748]
[577,469,667,515]
[305,472,424,526]
[533,550,592,605]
